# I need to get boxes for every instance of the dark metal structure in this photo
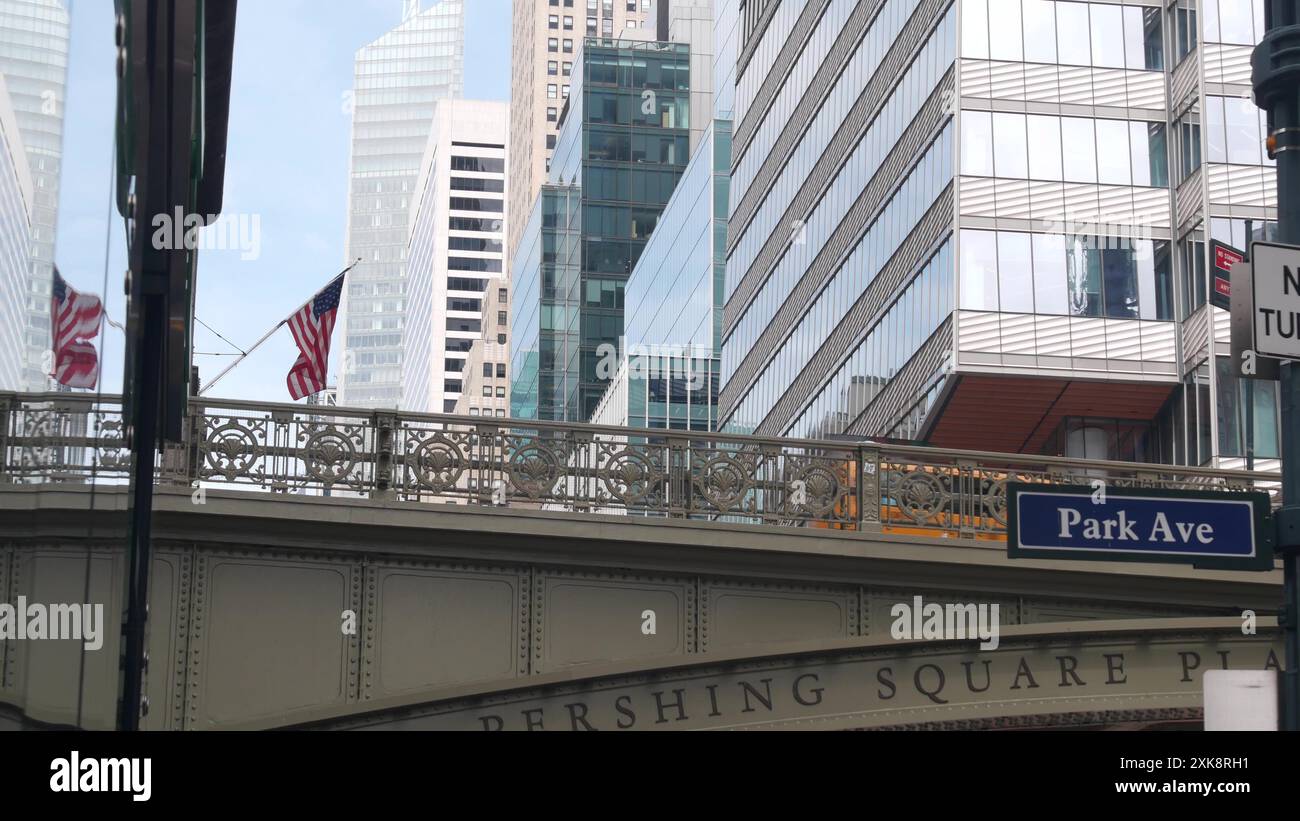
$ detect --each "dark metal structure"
[114,0,237,731]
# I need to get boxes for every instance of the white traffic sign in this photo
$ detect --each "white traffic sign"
[1249,241,1300,361]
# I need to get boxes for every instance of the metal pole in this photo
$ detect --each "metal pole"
[1245,222,1256,473]
[1253,0,1300,731]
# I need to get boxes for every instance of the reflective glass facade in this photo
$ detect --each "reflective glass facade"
[339,0,464,409]
[511,38,691,422]
[593,119,732,430]
[719,0,1282,471]
[0,0,68,392]
[721,0,957,437]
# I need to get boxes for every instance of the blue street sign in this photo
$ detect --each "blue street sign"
[1007,484,1275,571]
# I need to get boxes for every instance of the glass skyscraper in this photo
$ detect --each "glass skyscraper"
[0,75,32,392]
[0,0,69,393]
[511,37,692,422]
[591,119,730,431]
[338,0,464,409]
[717,0,1276,471]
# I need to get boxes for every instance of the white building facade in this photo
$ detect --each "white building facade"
[404,99,508,414]
[0,0,69,392]
[338,0,465,409]
[0,75,33,392]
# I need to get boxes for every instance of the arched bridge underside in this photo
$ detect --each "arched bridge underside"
[0,486,1284,731]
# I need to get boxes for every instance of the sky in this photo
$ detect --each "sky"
[54,0,510,403]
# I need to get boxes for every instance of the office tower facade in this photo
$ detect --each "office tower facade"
[404,99,508,414]
[590,118,730,430]
[717,0,1274,470]
[510,37,691,422]
[338,0,465,409]
[0,75,33,392]
[0,0,69,392]
[507,0,660,275]
[451,279,512,418]
[588,0,733,430]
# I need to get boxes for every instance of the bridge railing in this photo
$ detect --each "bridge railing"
[0,392,1280,539]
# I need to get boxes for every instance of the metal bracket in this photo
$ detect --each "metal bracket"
[1274,506,1300,555]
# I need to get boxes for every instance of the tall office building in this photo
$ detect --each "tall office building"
[0,75,33,392]
[450,279,512,419]
[717,0,1274,470]
[0,0,69,392]
[338,0,465,409]
[590,0,730,430]
[404,99,508,414]
[510,37,692,422]
[507,0,661,273]
[590,119,730,430]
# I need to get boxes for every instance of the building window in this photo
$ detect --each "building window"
[587,17,596,34]
[496,364,507,379]
[483,363,494,378]
[562,85,570,98]
[498,311,508,325]
[548,60,558,75]
[547,84,557,98]
[563,15,573,29]
[548,14,558,28]
[547,134,557,149]
[627,0,636,9]
[547,107,558,122]
[563,38,573,52]
[498,333,508,345]
[497,387,507,398]
[548,37,558,51]
[563,61,572,76]
[627,20,637,28]
[499,288,508,302]
[483,387,493,398]
[497,409,507,418]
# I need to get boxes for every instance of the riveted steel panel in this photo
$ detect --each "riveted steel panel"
[364,563,523,701]
[188,554,356,729]
[701,582,855,654]
[533,571,689,674]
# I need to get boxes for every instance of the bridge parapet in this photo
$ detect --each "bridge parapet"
[0,392,1279,540]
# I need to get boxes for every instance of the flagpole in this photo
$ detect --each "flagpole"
[197,259,361,397]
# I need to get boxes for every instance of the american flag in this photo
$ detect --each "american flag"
[50,268,104,389]
[286,273,345,401]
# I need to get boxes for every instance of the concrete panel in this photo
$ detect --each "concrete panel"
[192,557,354,728]
[371,566,521,698]
[703,584,853,653]
[537,574,688,673]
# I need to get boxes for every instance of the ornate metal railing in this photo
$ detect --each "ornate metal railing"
[0,392,1281,540]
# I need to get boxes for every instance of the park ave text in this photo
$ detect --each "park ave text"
[1057,509,1215,545]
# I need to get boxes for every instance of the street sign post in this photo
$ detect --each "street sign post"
[1007,484,1275,572]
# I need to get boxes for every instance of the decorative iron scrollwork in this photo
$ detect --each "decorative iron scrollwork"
[407,432,467,493]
